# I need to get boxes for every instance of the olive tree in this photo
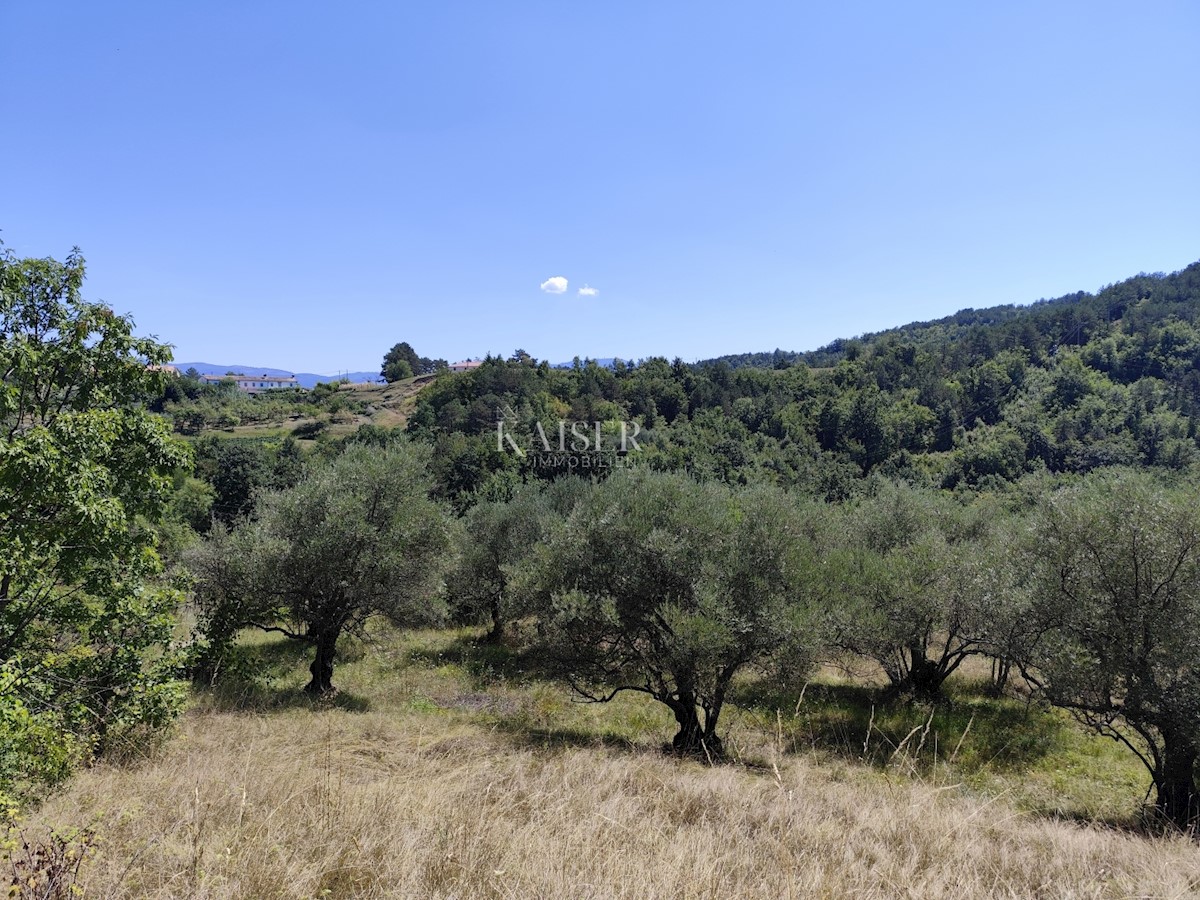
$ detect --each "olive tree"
[189,441,454,694]
[1026,472,1200,831]
[828,482,1004,700]
[447,477,588,642]
[517,470,824,759]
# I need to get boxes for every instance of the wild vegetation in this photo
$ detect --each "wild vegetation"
[188,443,455,694]
[0,247,189,811]
[8,247,1200,895]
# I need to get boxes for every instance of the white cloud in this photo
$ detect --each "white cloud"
[540,276,568,294]
[577,284,599,297]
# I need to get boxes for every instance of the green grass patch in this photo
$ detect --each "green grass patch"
[733,672,1153,825]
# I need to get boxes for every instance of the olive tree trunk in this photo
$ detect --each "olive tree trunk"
[1155,734,1200,832]
[485,592,505,644]
[667,690,724,760]
[304,629,340,696]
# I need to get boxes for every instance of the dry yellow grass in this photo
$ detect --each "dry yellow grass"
[341,377,430,430]
[16,631,1200,899]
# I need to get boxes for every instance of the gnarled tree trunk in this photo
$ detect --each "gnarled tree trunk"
[987,656,1012,698]
[1155,734,1199,832]
[668,691,724,760]
[485,592,505,644]
[305,629,340,695]
[906,648,944,700]
[885,642,951,701]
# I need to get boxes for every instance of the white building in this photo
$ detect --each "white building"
[449,359,484,373]
[200,373,301,393]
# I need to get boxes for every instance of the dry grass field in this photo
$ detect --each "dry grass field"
[13,629,1200,899]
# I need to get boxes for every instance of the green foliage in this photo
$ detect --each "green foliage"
[1027,471,1200,829]
[381,341,441,381]
[515,469,826,757]
[189,435,310,525]
[385,358,414,382]
[405,262,1200,504]
[207,442,268,523]
[0,246,190,806]
[188,442,455,694]
[826,483,1007,700]
[168,475,215,532]
[447,486,559,640]
[0,666,76,810]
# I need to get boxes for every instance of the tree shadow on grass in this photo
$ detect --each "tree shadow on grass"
[405,634,662,755]
[492,721,649,755]
[405,631,714,758]
[197,681,372,714]
[1041,806,1163,837]
[740,678,1184,840]
[194,635,372,714]
[404,631,556,684]
[1035,802,1200,842]
[733,677,1061,775]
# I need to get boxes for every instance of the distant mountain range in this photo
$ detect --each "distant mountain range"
[175,359,628,386]
[174,363,382,389]
[551,358,621,368]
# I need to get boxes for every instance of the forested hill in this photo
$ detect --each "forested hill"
[702,261,1200,371]
[407,259,1200,505]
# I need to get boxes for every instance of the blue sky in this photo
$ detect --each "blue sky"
[3,2,1198,373]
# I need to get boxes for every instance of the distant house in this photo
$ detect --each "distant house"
[449,359,483,373]
[201,373,301,393]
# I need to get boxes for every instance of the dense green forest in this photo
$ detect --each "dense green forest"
[9,247,1200,857]
[403,261,1200,506]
